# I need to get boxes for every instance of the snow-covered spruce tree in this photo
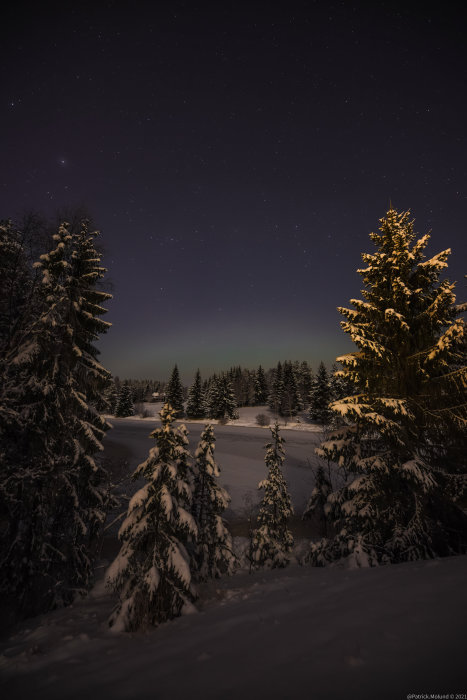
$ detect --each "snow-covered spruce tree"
[267,361,284,414]
[329,362,355,403]
[251,424,294,568]
[254,365,269,405]
[299,360,313,407]
[166,364,185,418]
[303,465,332,537]
[0,222,112,616]
[308,208,467,567]
[106,404,197,631]
[106,380,119,415]
[308,361,332,424]
[190,425,235,580]
[208,374,238,420]
[0,221,35,359]
[204,374,217,416]
[186,369,206,419]
[66,221,113,554]
[115,382,135,417]
[280,361,303,417]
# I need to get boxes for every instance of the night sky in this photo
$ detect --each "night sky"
[3,1,467,383]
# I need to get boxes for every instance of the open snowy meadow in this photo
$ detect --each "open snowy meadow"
[1,413,466,699]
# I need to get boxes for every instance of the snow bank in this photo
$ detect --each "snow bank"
[2,554,466,699]
[108,404,324,432]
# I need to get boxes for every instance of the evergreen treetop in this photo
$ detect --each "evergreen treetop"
[0,221,113,616]
[309,207,467,567]
[190,424,235,580]
[251,423,294,568]
[106,403,197,631]
[166,364,185,417]
[186,369,206,419]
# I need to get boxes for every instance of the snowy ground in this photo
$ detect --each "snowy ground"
[2,416,466,698]
[2,553,466,699]
[119,403,324,432]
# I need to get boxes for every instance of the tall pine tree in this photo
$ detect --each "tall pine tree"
[190,425,235,580]
[251,424,294,568]
[207,374,238,420]
[186,369,206,419]
[280,361,303,417]
[254,365,269,405]
[106,404,197,631]
[308,208,467,567]
[0,221,112,616]
[308,362,332,424]
[166,364,185,418]
[267,361,284,414]
[115,382,135,417]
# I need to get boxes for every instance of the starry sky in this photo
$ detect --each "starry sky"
[2,1,467,383]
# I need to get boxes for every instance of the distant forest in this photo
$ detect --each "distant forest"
[109,359,354,423]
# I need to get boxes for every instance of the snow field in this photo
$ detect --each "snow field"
[1,554,466,699]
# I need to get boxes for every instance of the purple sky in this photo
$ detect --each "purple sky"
[3,1,467,382]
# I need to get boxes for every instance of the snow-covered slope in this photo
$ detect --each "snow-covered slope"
[2,554,466,699]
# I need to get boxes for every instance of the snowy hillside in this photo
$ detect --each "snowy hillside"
[1,553,466,699]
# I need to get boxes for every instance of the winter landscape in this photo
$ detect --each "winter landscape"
[2,3,467,699]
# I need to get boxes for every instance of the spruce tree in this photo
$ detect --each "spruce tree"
[308,361,332,424]
[0,221,34,358]
[106,381,119,415]
[208,374,238,420]
[303,465,332,537]
[299,361,313,407]
[186,369,206,419]
[204,374,217,416]
[66,221,113,557]
[166,364,185,418]
[309,208,467,567]
[0,222,112,616]
[190,425,235,580]
[106,404,197,631]
[251,424,294,568]
[254,365,269,405]
[115,383,135,417]
[280,361,303,417]
[329,362,354,403]
[267,361,284,414]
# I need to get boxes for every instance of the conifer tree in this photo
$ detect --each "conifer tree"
[0,221,112,616]
[186,369,206,419]
[280,361,303,417]
[309,208,467,567]
[115,382,135,417]
[329,362,354,403]
[299,361,313,407]
[70,221,112,405]
[66,221,113,555]
[308,362,332,424]
[254,365,269,405]
[0,221,34,358]
[106,381,119,415]
[190,425,235,580]
[251,424,294,568]
[204,374,217,416]
[268,361,284,414]
[106,404,197,631]
[166,364,185,417]
[208,374,238,420]
[303,465,332,537]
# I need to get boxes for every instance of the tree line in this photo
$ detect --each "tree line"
[108,359,354,423]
